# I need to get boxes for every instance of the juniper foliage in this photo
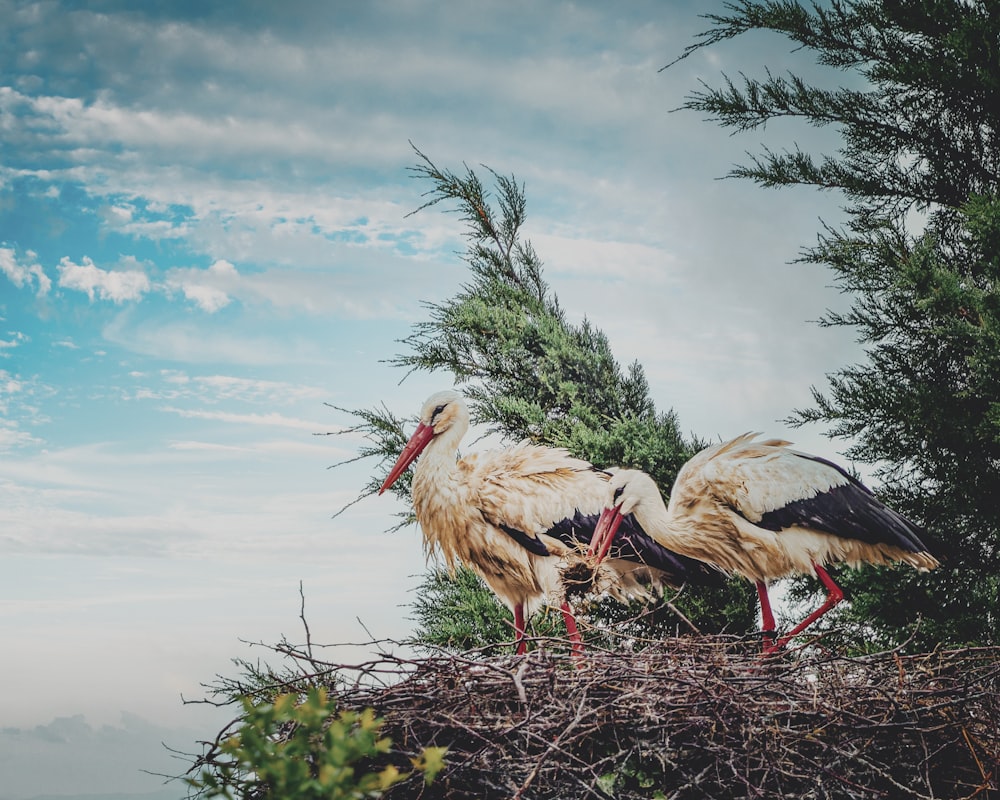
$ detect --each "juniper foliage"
[672,0,1000,647]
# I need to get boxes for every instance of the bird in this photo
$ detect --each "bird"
[378,389,724,657]
[588,433,941,653]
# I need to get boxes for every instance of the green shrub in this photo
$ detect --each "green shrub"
[188,687,445,800]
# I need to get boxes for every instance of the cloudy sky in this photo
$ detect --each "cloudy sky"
[1,1,863,796]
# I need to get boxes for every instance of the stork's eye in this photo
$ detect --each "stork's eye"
[432,403,447,419]
[613,487,625,501]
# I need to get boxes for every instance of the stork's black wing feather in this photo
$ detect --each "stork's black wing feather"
[614,518,728,588]
[755,453,939,557]
[545,510,726,587]
[493,520,551,556]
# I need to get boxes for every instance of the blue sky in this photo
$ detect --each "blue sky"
[2,1,861,796]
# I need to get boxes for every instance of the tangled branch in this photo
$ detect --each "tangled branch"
[183,632,1000,799]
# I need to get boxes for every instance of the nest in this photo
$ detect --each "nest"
[191,634,1000,800]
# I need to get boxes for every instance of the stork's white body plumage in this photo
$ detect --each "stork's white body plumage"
[592,433,940,651]
[412,435,597,616]
[379,390,722,654]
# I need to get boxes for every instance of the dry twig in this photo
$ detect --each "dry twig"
[185,636,1000,799]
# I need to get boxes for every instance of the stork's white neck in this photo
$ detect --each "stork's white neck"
[410,421,468,562]
[632,494,692,549]
[413,428,462,487]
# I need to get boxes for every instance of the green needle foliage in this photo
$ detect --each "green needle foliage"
[671,0,1000,648]
[407,566,566,652]
[396,146,684,467]
[670,0,1000,213]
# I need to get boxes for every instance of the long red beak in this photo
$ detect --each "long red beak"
[378,422,435,494]
[588,505,624,564]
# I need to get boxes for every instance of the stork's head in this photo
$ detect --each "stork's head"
[606,468,661,517]
[588,468,662,562]
[417,389,467,435]
[378,389,468,494]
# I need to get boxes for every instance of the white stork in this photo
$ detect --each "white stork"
[588,433,940,653]
[378,389,724,656]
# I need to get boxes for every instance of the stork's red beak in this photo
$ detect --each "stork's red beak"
[378,422,435,494]
[588,505,624,564]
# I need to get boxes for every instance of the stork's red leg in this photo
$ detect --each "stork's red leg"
[560,600,584,661]
[756,581,778,655]
[776,563,844,649]
[514,602,527,655]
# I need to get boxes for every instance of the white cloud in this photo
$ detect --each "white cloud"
[159,405,324,431]
[102,314,330,365]
[534,232,681,284]
[99,201,134,226]
[0,370,23,394]
[165,258,236,312]
[0,436,378,567]
[160,369,189,384]
[191,373,327,402]
[0,421,41,450]
[0,711,208,798]
[215,262,424,318]
[0,331,28,353]
[125,370,331,416]
[5,83,398,169]
[178,280,231,312]
[0,371,45,451]
[0,247,51,296]
[167,439,252,453]
[57,256,151,303]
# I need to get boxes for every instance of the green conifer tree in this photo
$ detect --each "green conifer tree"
[672,0,1000,648]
